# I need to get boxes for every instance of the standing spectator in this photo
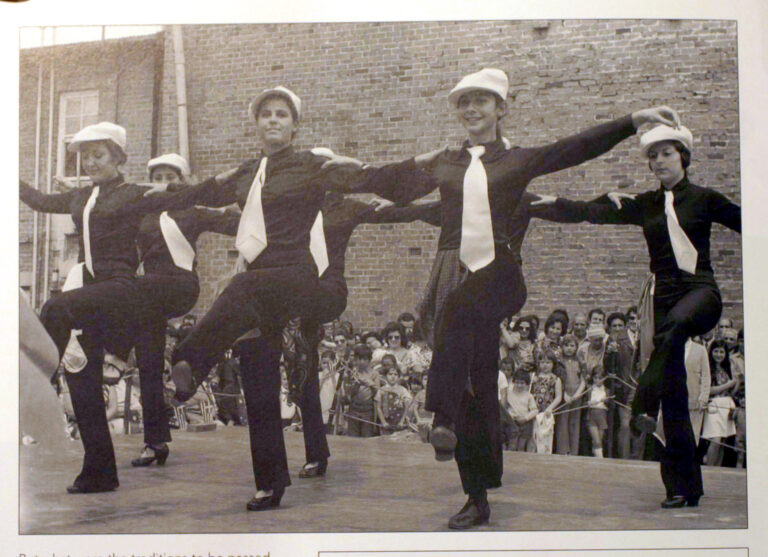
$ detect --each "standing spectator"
[586,365,610,458]
[604,312,634,459]
[538,310,568,359]
[588,308,606,329]
[530,350,563,454]
[683,339,711,445]
[505,368,538,452]
[722,327,744,387]
[571,313,589,346]
[732,385,746,468]
[626,306,639,348]
[555,334,585,455]
[714,317,734,342]
[401,323,433,382]
[343,345,379,438]
[502,316,537,368]
[375,366,413,434]
[333,329,350,362]
[318,350,339,427]
[408,374,433,441]
[701,340,738,466]
[397,312,417,344]
[375,322,410,370]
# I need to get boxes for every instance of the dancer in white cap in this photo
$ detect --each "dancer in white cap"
[20,122,164,493]
[534,124,740,509]
[325,67,680,528]
[127,154,239,468]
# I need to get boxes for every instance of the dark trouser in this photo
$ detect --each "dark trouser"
[173,261,318,490]
[133,271,200,445]
[40,275,141,486]
[633,273,722,502]
[296,280,345,463]
[239,332,291,492]
[426,248,526,496]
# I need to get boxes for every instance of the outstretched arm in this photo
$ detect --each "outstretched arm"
[20,180,78,214]
[523,106,679,181]
[531,192,645,226]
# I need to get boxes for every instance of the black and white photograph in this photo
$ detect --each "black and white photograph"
[6,1,768,556]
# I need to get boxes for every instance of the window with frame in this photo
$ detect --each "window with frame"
[57,91,99,183]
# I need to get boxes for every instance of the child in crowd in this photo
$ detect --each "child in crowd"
[343,344,379,438]
[586,365,610,458]
[732,385,746,468]
[376,353,400,383]
[555,334,585,455]
[531,350,563,454]
[505,367,539,451]
[375,366,413,434]
[408,374,433,441]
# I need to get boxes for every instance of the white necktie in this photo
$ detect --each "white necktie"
[236,157,269,263]
[664,190,697,274]
[159,212,196,271]
[82,186,100,276]
[459,145,495,271]
[309,210,329,276]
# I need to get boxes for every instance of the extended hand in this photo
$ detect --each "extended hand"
[631,105,681,129]
[530,194,556,206]
[142,183,169,196]
[607,191,636,209]
[414,146,448,167]
[320,153,365,170]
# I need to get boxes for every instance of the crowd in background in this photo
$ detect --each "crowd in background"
[53,306,746,469]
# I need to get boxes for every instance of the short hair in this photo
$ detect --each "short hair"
[397,312,416,323]
[607,312,627,328]
[320,350,337,362]
[588,308,605,322]
[626,305,638,317]
[360,331,381,344]
[351,344,373,362]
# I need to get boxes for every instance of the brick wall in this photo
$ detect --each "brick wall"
[19,34,163,305]
[162,20,741,330]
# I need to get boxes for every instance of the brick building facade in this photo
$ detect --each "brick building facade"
[19,21,742,331]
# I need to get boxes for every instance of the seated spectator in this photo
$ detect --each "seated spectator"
[343,344,379,438]
[505,367,538,452]
[375,366,413,434]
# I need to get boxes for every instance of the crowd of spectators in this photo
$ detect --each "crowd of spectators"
[55,307,746,469]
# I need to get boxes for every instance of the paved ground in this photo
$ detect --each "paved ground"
[19,425,747,534]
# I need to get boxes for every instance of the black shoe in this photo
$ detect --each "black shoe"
[172,360,198,403]
[429,425,457,462]
[131,444,170,467]
[298,460,327,478]
[246,487,285,511]
[632,413,657,435]
[66,479,119,494]
[686,496,701,508]
[660,495,687,509]
[448,495,490,529]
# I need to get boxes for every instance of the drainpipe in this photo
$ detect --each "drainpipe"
[31,40,43,308]
[171,26,190,165]
[42,31,55,302]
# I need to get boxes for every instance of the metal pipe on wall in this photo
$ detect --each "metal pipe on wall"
[31,34,44,308]
[42,30,55,301]
[171,26,190,166]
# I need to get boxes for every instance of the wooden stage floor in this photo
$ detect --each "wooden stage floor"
[19,425,747,534]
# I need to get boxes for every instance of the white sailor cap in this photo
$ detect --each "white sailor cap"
[147,153,190,178]
[248,86,302,122]
[67,122,127,155]
[640,125,693,156]
[448,68,509,107]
